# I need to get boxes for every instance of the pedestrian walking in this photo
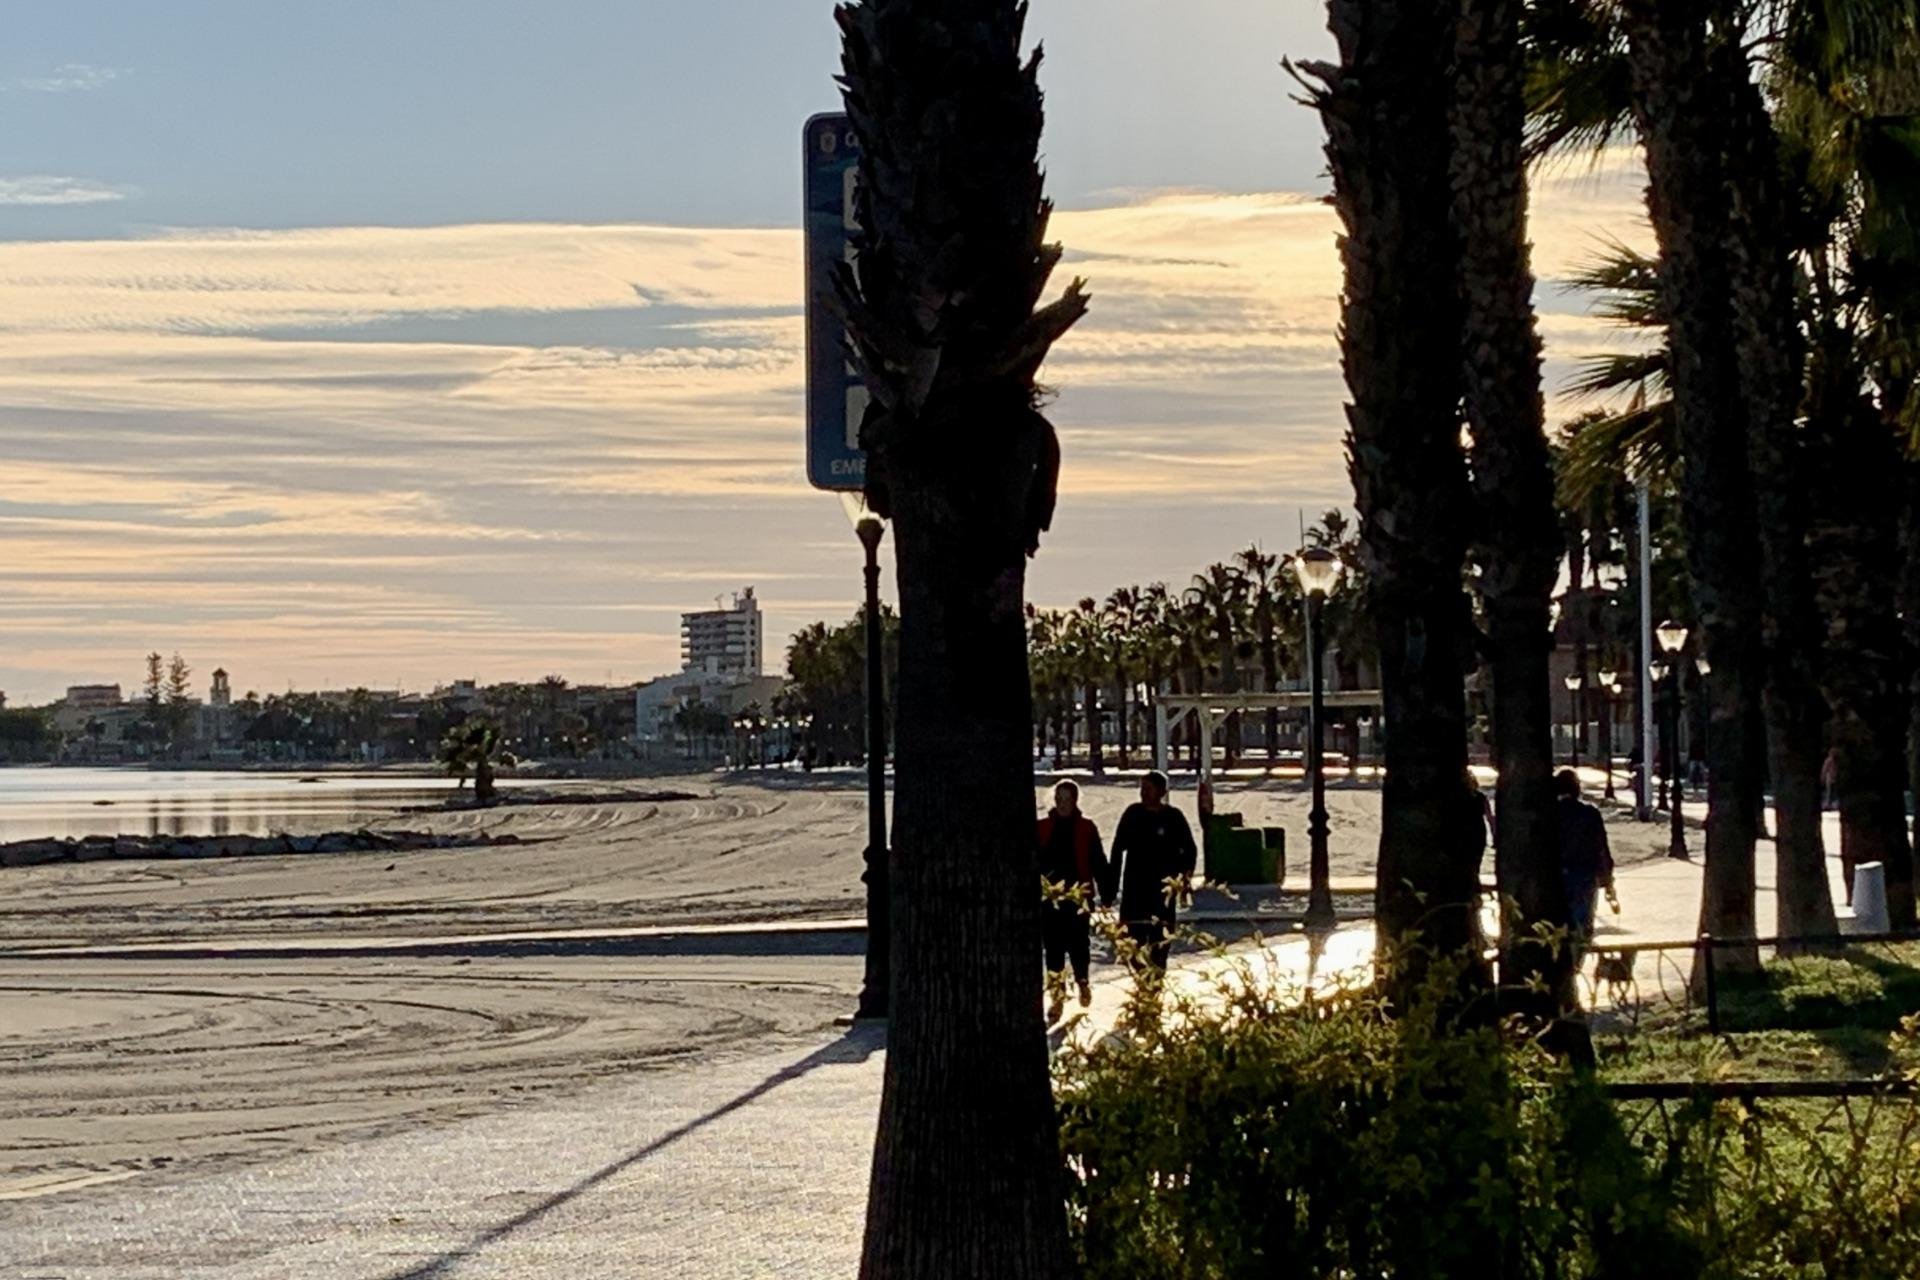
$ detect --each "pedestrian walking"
[1036,780,1112,1023]
[1110,770,1197,981]
[1556,769,1616,958]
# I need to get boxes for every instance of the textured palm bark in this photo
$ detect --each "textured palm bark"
[1303,0,1484,984]
[1905,463,1920,883]
[1449,0,1576,1033]
[834,3,1086,1274]
[1622,0,1763,976]
[1808,352,1913,925]
[1717,44,1836,940]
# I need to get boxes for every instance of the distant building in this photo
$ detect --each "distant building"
[210,668,231,708]
[63,684,123,711]
[681,588,763,679]
[49,684,136,747]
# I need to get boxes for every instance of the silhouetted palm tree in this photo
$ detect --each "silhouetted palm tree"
[1453,0,1575,1030]
[834,1,1088,1270]
[1299,0,1485,973]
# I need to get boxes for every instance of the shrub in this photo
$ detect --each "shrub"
[1055,942,1920,1279]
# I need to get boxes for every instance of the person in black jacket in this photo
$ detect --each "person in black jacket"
[1036,780,1112,1021]
[1110,770,1197,979]
[1557,769,1615,955]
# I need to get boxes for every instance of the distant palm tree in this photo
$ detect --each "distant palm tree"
[1061,599,1105,775]
[1186,563,1248,767]
[1101,586,1147,769]
[1233,546,1290,764]
[437,717,506,805]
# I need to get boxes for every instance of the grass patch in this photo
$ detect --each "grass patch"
[1597,941,1920,1082]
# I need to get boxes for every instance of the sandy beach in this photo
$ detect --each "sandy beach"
[0,769,1671,1203]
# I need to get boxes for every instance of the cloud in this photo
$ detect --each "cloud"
[0,175,131,206]
[0,166,1654,703]
[9,63,123,93]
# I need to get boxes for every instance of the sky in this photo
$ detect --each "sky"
[0,1,1649,706]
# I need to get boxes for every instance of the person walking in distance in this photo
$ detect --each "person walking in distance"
[1111,770,1197,981]
[1036,780,1112,1023]
[1556,768,1616,959]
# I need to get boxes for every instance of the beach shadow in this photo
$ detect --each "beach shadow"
[377,1022,884,1280]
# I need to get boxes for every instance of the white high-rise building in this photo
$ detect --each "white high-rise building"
[680,587,763,678]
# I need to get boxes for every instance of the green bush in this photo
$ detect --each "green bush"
[1055,946,1920,1279]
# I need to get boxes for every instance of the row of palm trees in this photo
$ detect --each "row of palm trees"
[1024,516,1369,773]
[1533,0,1920,953]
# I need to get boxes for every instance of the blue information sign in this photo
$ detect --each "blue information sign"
[804,113,867,491]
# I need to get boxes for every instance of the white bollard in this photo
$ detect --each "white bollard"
[1840,862,1890,935]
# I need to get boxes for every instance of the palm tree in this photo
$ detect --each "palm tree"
[1186,562,1248,767]
[833,1,1088,1269]
[1066,598,1106,776]
[1298,0,1485,974]
[1234,546,1291,765]
[1786,19,1920,924]
[1542,0,1913,940]
[1133,583,1179,760]
[1102,586,1147,769]
[438,716,506,804]
[1452,0,1576,1032]
[1610,0,1771,974]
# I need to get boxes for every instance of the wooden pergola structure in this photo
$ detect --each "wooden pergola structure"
[1153,689,1384,782]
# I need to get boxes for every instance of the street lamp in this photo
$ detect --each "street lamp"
[1563,672,1585,770]
[1597,671,1619,800]
[1655,621,1690,860]
[841,491,891,1019]
[1293,546,1344,933]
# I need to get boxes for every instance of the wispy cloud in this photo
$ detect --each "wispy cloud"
[0,163,1652,702]
[0,175,131,206]
[9,63,123,93]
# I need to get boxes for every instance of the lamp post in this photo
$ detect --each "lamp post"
[842,493,891,1019]
[1294,546,1345,933]
[1655,620,1690,860]
[1596,671,1619,800]
[1563,672,1585,770]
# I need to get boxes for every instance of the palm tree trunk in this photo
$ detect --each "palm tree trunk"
[868,497,1068,1277]
[836,2,1084,1272]
[1450,0,1576,1035]
[1905,462,1920,888]
[1112,671,1130,770]
[1812,371,1918,926]
[1719,43,1835,940]
[1304,0,1484,978]
[1623,0,1764,976]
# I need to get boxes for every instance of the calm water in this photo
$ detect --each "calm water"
[0,767,500,843]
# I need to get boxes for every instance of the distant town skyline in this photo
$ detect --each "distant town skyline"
[0,5,1649,706]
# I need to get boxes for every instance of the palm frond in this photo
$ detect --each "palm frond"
[1523,0,1636,164]
[1556,402,1678,504]
[1563,239,1666,327]
[1564,350,1671,400]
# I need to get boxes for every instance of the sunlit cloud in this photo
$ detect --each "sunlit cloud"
[0,157,1654,702]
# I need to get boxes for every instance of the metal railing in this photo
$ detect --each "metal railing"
[1581,927,1920,1038]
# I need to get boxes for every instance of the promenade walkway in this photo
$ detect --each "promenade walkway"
[0,833,1844,1277]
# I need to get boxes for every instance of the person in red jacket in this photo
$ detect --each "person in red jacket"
[1037,780,1113,1022]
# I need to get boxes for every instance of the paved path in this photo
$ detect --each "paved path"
[2,1027,883,1278]
[0,824,1852,1277]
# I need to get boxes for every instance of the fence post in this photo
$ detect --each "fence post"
[1700,932,1720,1035]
